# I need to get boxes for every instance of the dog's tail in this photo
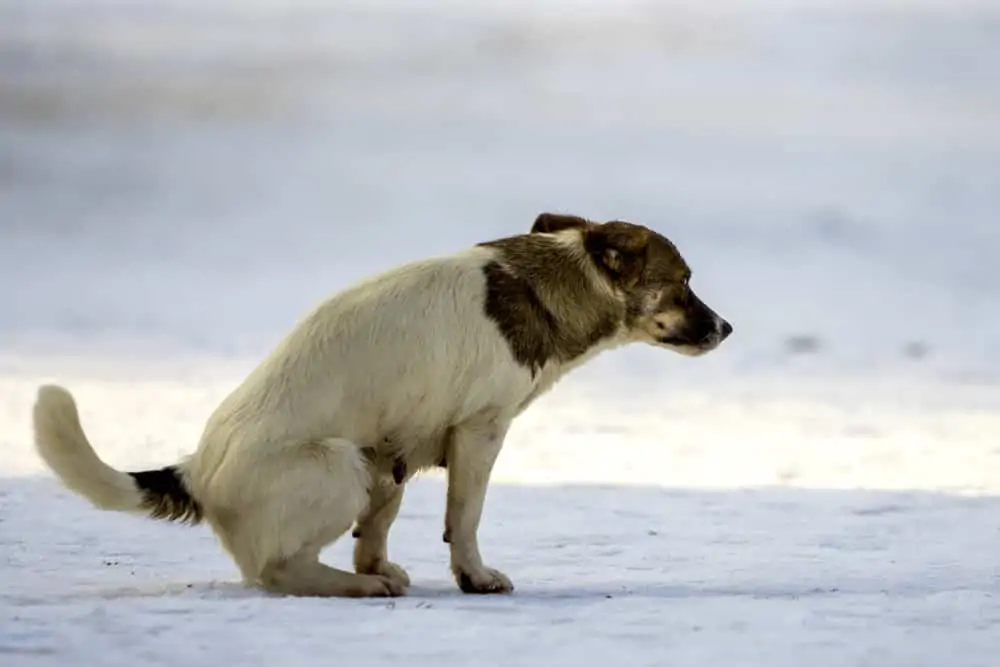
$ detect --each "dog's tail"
[32,384,203,525]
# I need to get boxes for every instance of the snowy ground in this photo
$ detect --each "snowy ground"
[2,1,1000,665]
[2,363,1000,666]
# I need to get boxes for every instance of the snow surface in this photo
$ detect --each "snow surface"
[2,1,1000,665]
[2,365,1000,666]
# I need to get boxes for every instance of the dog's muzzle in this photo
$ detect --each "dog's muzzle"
[693,317,733,350]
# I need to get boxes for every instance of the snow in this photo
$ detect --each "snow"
[2,0,1000,665]
[3,369,1000,666]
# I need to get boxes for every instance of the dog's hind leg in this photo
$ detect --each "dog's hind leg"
[219,438,407,598]
[352,476,410,587]
[261,547,405,598]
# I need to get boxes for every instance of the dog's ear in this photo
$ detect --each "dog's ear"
[531,212,591,234]
[584,221,650,288]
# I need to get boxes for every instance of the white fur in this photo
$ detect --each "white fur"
[34,384,144,512]
[34,240,627,597]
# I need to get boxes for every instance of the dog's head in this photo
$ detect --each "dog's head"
[532,212,733,356]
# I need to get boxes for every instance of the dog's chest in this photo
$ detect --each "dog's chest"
[365,377,544,482]
[358,347,563,481]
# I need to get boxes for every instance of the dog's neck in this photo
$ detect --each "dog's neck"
[479,231,628,376]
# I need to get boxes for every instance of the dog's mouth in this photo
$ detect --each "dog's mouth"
[659,335,710,347]
[657,319,732,354]
[657,335,718,354]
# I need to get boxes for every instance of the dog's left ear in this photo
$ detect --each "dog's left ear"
[584,221,649,288]
[531,212,591,234]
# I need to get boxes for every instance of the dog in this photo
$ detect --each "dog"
[32,212,732,598]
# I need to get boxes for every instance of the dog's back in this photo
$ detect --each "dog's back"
[192,246,531,472]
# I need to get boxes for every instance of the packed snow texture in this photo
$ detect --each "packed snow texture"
[1,1,999,666]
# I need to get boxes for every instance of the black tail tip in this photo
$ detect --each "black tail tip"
[129,466,203,524]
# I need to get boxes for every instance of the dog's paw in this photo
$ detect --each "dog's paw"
[356,558,411,588]
[454,565,514,595]
[348,573,407,598]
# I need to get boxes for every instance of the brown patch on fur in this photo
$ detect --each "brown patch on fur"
[129,466,203,525]
[583,221,653,289]
[483,211,722,368]
[478,231,622,375]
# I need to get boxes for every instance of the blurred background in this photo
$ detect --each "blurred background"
[2,0,999,389]
[5,8,1000,654]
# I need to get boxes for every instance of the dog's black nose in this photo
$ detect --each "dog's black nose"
[720,320,733,340]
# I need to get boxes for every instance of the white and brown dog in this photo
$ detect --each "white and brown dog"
[33,213,732,598]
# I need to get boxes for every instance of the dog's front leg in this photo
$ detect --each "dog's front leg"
[443,417,513,594]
